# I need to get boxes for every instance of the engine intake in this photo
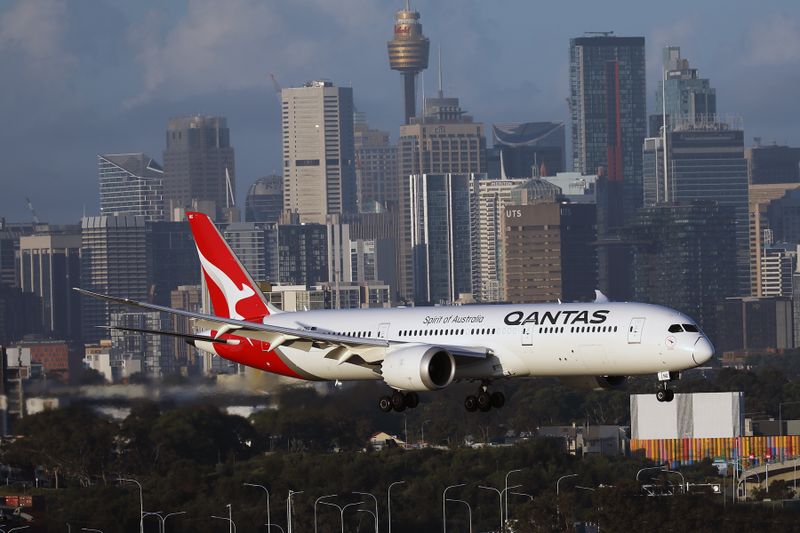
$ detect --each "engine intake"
[381,345,455,391]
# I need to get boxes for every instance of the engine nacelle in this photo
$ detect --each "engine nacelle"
[560,375,628,391]
[381,345,456,392]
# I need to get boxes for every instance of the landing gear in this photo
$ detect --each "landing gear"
[378,391,421,412]
[656,371,678,403]
[465,382,505,412]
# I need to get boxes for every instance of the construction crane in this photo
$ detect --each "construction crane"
[25,197,40,224]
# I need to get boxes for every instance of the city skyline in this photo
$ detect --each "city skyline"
[1,0,799,222]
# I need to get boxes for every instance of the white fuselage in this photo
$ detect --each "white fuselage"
[202,301,714,383]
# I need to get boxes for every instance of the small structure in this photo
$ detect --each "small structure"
[369,432,406,451]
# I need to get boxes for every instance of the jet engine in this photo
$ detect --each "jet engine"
[560,375,628,391]
[381,345,456,391]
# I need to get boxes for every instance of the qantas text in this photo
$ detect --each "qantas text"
[504,310,610,326]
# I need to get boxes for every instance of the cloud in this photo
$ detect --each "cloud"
[744,14,800,66]
[0,0,75,79]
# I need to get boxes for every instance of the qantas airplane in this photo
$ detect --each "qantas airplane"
[76,211,714,413]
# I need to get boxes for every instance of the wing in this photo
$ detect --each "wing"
[75,288,490,366]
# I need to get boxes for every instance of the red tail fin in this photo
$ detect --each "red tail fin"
[187,212,271,321]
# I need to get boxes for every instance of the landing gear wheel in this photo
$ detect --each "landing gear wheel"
[477,391,492,411]
[405,392,420,409]
[391,392,406,412]
[491,391,505,409]
[464,395,478,412]
[665,389,675,402]
[656,389,668,402]
[378,396,392,413]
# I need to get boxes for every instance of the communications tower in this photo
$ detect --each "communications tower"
[387,2,430,124]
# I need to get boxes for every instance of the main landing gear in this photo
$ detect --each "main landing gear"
[465,382,505,413]
[378,391,420,413]
[656,371,678,403]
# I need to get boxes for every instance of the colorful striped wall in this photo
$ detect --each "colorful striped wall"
[630,436,800,468]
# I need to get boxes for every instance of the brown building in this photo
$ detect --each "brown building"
[748,183,800,296]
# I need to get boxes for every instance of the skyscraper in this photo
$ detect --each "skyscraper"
[245,175,283,223]
[746,144,800,184]
[145,221,200,306]
[387,3,429,124]
[570,33,646,301]
[80,215,147,343]
[281,80,356,223]
[651,46,716,136]
[642,122,750,294]
[490,122,566,178]
[408,173,472,304]
[396,91,486,302]
[162,115,236,221]
[355,120,397,212]
[19,230,82,341]
[98,153,165,221]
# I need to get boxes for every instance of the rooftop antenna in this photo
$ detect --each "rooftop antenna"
[437,45,443,98]
[500,149,508,180]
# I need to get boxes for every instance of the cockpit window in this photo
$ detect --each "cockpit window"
[668,324,684,333]
[682,324,699,332]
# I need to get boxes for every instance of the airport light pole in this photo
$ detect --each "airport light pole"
[354,491,379,533]
[442,483,466,533]
[244,483,272,532]
[314,494,337,533]
[141,512,163,533]
[635,465,666,482]
[445,497,472,533]
[320,500,365,533]
[478,485,502,532]
[504,469,523,528]
[388,480,405,533]
[210,504,236,533]
[80,529,102,533]
[286,490,303,533]
[357,509,378,533]
[162,511,187,532]
[555,473,579,530]
[119,477,144,533]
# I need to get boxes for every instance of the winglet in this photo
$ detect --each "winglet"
[594,290,610,303]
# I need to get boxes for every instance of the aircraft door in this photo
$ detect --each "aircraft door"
[628,317,645,344]
[377,323,390,339]
[521,325,533,346]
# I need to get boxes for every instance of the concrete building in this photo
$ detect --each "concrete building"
[281,80,356,223]
[631,392,744,440]
[541,172,597,203]
[758,246,795,297]
[110,311,177,377]
[19,231,82,341]
[265,221,329,287]
[83,339,120,383]
[502,201,597,304]
[355,121,397,212]
[145,221,200,306]
[642,122,750,295]
[6,339,80,383]
[408,173,472,305]
[98,153,165,221]
[397,92,486,302]
[244,175,283,223]
[489,122,566,178]
[470,176,530,302]
[224,222,267,283]
[719,296,794,354]
[162,115,236,221]
[746,144,800,185]
[80,215,147,343]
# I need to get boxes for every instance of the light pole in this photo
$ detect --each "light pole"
[120,477,144,533]
[320,500,365,533]
[162,511,187,533]
[7,528,30,533]
[354,491,379,533]
[142,512,163,533]
[421,419,431,446]
[442,483,466,533]
[445,498,472,533]
[80,529,102,533]
[211,503,236,533]
[314,494,337,533]
[357,509,378,532]
[388,480,405,533]
[287,490,303,533]
[635,465,666,482]
[510,491,534,501]
[504,469,523,529]
[478,485,503,533]
[555,473,579,529]
[244,483,272,532]
[664,469,686,494]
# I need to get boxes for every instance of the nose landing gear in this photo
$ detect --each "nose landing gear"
[655,371,679,403]
[465,382,505,412]
[378,390,420,412]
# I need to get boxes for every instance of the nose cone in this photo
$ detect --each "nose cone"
[693,336,715,365]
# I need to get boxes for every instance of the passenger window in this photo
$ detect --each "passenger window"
[668,324,683,333]
[683,324,699,332]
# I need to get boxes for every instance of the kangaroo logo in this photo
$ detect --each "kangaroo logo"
[196,247,255,320]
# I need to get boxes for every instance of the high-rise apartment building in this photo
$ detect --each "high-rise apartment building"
[470,176,530,302]
[19,230,82,340]
[80,215,147,343]
[642,123,750,294]
[749,183,800,295]
[569,33,646,301]
[162,115,236,221]
[111,311,177,377]
[650,47,716,136]
[408,173,472,304]
[281,80,356,223]
[224,222,267,283]
[355,122,397,212]
[758,246,795,297]
[396,93,486,302]
[245,175,283,223]
[98,153,165,221]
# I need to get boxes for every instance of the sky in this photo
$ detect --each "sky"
[1,0,798,223]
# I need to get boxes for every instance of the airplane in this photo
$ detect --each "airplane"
[76,211,715,413]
